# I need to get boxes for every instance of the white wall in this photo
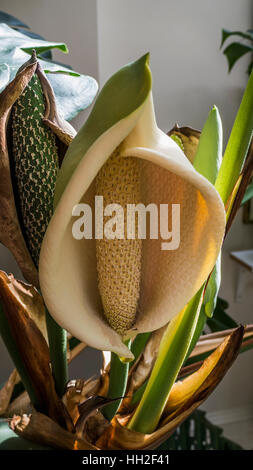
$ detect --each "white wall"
[0,0,252,417]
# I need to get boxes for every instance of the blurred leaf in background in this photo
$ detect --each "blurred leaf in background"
[206,297,238,333]
[0,13,98,121]
[221,28,253,75]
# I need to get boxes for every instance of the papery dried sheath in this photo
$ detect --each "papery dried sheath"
[0,270,65,424]
[168,124,201,163]
[96,327,243,449]
[0,52,76,286]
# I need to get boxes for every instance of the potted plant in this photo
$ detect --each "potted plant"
[0,16,252,451]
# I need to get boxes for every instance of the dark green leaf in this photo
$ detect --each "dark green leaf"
[21,44,68,55]
[221,28,253,48]
[216,297,229,310]
[44,69,80,77]
[223,42,253,72]
[207,311,238,332]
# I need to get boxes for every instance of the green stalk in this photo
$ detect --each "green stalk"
[102,339,131,421]
[185,305,207,359]
[0,301,41,408]
[45,309,68,397]
[128,381,147,411]
[128,288,204,433]
[131,332,151,362]
[215,70,253,204]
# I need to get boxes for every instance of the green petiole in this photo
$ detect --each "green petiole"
[45,309,68,398]
[102,339,131,422]
[127,288,204,433]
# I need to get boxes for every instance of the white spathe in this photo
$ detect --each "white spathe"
[39,93,226,359]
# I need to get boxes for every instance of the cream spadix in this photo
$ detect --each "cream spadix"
[39,54,226,359]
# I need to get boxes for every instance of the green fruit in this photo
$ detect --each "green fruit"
[12,74,59,266]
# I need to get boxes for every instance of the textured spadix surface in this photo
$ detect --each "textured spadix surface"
[39,54,226,359]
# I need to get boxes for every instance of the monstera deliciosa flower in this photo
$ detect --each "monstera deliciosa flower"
[39,54,226,359]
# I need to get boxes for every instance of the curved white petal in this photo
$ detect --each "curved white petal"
[39,93,225,358]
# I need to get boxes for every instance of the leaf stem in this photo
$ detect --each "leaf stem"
[131,332,151,362]
[45,309,68,397]
[102,340,131,421]
[127,288,204,434]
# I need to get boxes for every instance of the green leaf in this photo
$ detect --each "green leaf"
[207,313,237,332]
[0,23,98,121]
[221,28,253,48]
[21,44,68,55]
[128,287,204,433]
[203,254,221,318]
[242,180,253,204]
[193,105,223,184]
[215,70,253,204]
[223,42,253,72]
[44,69,80,77]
